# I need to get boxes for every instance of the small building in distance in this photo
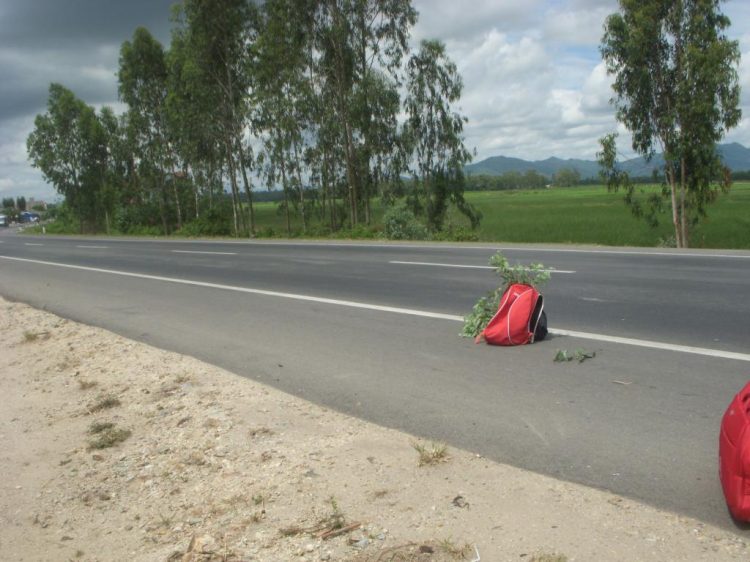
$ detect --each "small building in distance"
[27,198,48,211]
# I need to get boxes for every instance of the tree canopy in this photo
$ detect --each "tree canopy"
[26,0,479,238]
[598,0,741,247]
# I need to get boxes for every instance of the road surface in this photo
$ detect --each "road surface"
[1,231,749,529]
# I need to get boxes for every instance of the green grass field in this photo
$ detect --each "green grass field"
[27,182,750,248]
[247,182,750,248]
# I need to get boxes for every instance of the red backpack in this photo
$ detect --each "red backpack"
[719,380,750,521]
[475,283,547,346]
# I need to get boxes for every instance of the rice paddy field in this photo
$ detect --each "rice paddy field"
[248,182,750,249]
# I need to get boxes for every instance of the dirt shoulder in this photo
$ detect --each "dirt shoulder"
[0,296,746,562]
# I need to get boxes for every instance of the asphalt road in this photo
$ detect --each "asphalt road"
[1,230,749,530]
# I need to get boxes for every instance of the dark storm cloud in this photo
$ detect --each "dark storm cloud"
[0,0,179,198]
[0,0,175,51]
[0,0,176,122]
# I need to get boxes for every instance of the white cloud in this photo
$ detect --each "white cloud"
[542,0,617,46]
[0,0,748,199]
[412,0,542,42]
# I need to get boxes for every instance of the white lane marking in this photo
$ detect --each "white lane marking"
[548,329,750,363]
[494,247,750,259]
[24,243,44,246]
[172,250,238,256]
[580,297,606,302]
[389,261,576,274]
[77,245,108,249]
[31,237,750,258]
[1,254,749,363]
[0,255,459,322]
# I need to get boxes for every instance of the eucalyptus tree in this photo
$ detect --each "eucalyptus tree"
[166,30,224,221]
[599,0,741,248]
[352,69,404,217]
[254,0,315,234]
[405,40,479,231]
[350,0,417,223]
[118,27,176,235]
[171,0,259,236]
[87,106,125,233]
[27,83,98,232]
[315,0,360,226]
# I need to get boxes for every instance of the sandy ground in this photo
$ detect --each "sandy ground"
[0,296,747,562]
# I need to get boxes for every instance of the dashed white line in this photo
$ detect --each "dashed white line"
[24,243,44,246]
[77,245,108,249]
[1,254,748,363]
[389,261,576,274]
[172,250,238,256]
[19,237,750,259]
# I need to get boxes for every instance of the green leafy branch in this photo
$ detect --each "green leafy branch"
[460,252,553,338]
[553,349,596,363]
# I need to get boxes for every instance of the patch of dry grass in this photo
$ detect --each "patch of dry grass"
[88,393,121,413]
[23,330,49,343]
[411,441,449,467]
[78,379,98,390]
[87,424,131,450]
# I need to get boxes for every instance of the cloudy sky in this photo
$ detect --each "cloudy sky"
[1,0,749,201]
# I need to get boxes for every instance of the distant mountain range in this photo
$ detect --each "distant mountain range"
[465,142,750,179]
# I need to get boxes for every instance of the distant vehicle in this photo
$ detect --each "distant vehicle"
[21,212,40,223]
[0,214,8,227]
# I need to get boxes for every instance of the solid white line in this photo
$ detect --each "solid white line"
[0,255,459,321]
[548,329,750,363]
[389,261,576,274]
[495,247,750,259]
[172,250,238,256]
[77,245,108,249]
[1,254,749,363]
[24,243,43,246]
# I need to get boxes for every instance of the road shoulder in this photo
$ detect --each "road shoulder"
[0,296,746,561]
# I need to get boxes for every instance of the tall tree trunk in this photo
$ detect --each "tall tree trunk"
[105,209,110,235]
[365,184,371,225]
[359,7,372,226]
[208,160,214,211]
[238,149,255,236]
[225,139,246,235]
[667,166,683,248]
[171,162,183,230]
[680,156,689,248]
[323,150,336,233]
[224,167,239,236]
[344,119,357,228]
[292,137,307,233]
[189,166,199,219]
[279,149,292,236]
[161,179,169,236]
[330,0,358,227]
